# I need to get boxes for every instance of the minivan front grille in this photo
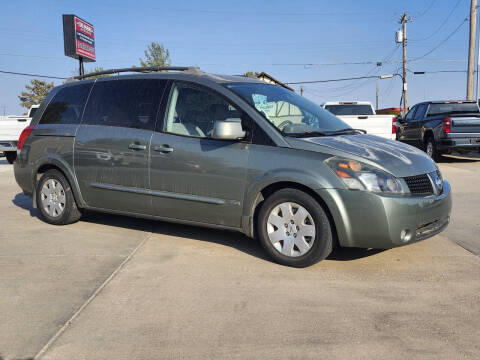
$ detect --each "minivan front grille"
[404,174,433,195]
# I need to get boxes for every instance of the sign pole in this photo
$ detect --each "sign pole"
[79,56,84,76]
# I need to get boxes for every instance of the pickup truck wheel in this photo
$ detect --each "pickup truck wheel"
[36,169,82,225]
[5,151,16,164]
[424,136,440,161]
[257,189,333,268]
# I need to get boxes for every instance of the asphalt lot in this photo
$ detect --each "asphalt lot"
[0,156,479,360]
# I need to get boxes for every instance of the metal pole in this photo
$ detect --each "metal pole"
[467,0,477,100]
[79,57,84,76]
[376,82,379,110]
[476,5,480,101]
[402,14,408,114]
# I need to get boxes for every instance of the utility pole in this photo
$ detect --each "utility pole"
[467,0,477,100]
[375,82,379,110]
[300,85,304,96]
[399,13,411,114]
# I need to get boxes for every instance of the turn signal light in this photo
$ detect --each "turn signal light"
[17,126,34,150]
[443,116,451,134]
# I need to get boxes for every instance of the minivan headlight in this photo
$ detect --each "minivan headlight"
[325,157,407,194]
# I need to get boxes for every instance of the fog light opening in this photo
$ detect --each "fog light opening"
[400,229,412,243]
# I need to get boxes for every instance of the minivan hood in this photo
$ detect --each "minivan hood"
[286,134,436,177]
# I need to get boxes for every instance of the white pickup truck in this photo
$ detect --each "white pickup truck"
[0,105,39,163]
[322,101,396,140]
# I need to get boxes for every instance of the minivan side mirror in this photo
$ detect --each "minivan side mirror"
[212,120,246,140]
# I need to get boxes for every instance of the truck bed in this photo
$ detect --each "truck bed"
[335,114,395,139]
[0,116,31,149]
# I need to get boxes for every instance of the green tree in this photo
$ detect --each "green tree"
[85,66,111,78]
[139,42,171,68]
[18,79,54,109]
[243,71,258,78]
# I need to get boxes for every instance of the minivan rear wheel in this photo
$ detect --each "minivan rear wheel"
[257,188,333,267]
[36,169,82,225]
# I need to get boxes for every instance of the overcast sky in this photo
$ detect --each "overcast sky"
[0,0,472,115]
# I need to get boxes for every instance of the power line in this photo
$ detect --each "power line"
[413,70,470,74]
[416,0,437,18]
[0,70,67,80]
[285,75,384,85]
[409,17,468,62]
[410,0,464,41]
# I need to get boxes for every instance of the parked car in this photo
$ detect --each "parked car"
[322,101,396,140]
[0,105,39,163]
[396,100,480,160]
[14,67,451,267]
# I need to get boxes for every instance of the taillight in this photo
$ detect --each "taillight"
[443,116,451,134]
[392,117,397,134]
[17,125,34,150]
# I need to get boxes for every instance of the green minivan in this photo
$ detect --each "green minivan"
[14,67,451,267]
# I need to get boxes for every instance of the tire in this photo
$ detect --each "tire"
[424,136,440,161]
[5,151,16,164]
[36,169,82,225]
[257,188,333,268]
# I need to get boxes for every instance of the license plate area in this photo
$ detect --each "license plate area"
[469,138,480,144]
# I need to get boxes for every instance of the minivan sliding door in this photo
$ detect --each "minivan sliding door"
[74,78,167,214]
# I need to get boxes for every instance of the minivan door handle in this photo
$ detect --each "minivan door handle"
[154,145,174,154]
[128,143,147,150]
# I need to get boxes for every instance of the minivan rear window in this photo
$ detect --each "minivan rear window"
[39,83,93,125]
[83,79,166,130]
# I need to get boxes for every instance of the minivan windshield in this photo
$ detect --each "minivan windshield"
[225,83,352,136]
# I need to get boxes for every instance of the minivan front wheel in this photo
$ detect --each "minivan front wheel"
[36,169,82,225]
[257,189,333,267]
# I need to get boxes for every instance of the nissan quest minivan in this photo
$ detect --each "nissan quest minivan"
[14,67,452,267]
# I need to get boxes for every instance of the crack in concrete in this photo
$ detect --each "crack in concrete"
[33,233,151,360]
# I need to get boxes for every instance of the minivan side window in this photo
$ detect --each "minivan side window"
[39,83,93,125]
[163,82,242,138]
[83,79,166,130]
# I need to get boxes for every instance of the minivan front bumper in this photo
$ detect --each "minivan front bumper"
[317,180,452,249]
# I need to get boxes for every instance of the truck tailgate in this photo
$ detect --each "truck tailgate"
[336,115,395,139]
[451,115,480,133]
[0,117,31,140]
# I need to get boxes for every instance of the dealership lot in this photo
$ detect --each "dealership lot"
[0,157,479,359]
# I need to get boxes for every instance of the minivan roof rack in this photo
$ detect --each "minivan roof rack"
[72,66,202,80]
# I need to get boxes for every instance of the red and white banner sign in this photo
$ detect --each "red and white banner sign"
[74,17,95,60]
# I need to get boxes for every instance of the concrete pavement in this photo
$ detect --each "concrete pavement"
[0,157,479,359]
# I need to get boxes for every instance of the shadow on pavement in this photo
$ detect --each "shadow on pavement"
[327,247,385,261]
[12,192,39,217]
[12,192,383,263]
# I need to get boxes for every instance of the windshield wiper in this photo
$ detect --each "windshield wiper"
[283,131,327,138]
[325,128,366,136]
